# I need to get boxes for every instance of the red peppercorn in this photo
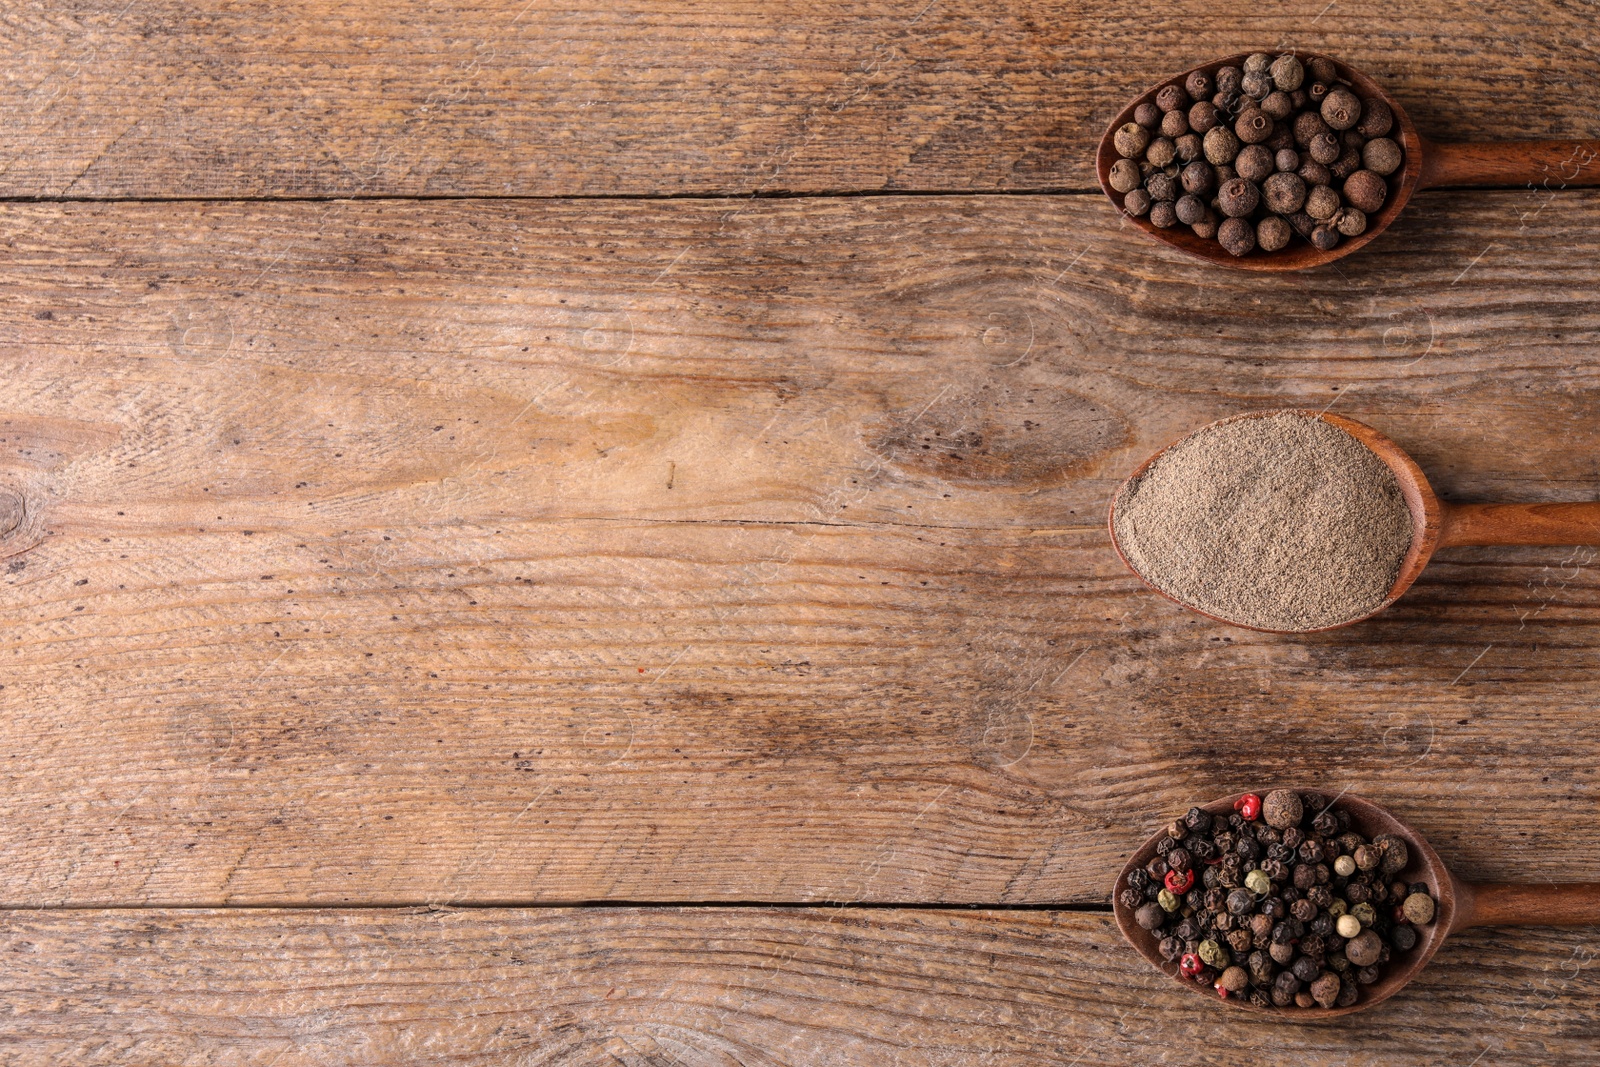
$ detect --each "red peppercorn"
[1179,953,1202,977]
[1165,868,1195,893]
[1234,794,1262,820]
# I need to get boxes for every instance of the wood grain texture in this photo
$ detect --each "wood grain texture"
[3,907,1597,1065]
[3,192,1600,906]
[2,1,1598,198]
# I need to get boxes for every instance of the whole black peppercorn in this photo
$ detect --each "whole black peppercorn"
[1236,836,1261,861]
[1226,888,1255,915]
[1175,194,1208,225]
[1218,177,1260,217]
[1161,109,1190,139]
[1148,199,1179,228]
[1159,934,1183,960]
[1262,171,1306,214]
[1119,887,1145,909]
[1156,84,1189,114]
[1363,136,1403,176]
[1292,955,1321,983]
[1276,148,1300,172]
[1260,896,1286,920]
[1186,69,1214,100]
[1114,122,1151,157]
[1215,65,1243,95]
[1174,132,1203,163]
[1156,834,1178,856]
[1269,940,1296,966]
[1266,842,1294,864]
[1356,98,1393,138]
[1293,863,1318,890]
[1261,90,1294,120]
[1188,100,1220,134]
[1309,223,1340,251]
[1127,868,1152,892]
[1234,143,1274,183]
[1321,87,1362,131]
[1203,126,1241,165]
[1167,846,1193,872]
[1290,897,1318,923]
[1235,107,1274,144]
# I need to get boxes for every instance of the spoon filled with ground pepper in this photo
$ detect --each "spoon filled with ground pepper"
[1113,789,1600,1018]
[1108,409,1600,633]
[1097,51,1600,269]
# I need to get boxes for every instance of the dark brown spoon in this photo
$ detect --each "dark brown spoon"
[1097,52,1600,270]
[1108,409,1600,633]
[1114,789,1600,1019]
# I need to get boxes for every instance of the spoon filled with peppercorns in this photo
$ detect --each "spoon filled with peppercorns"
[1097,51,1600,269]
[1113,789,1600,1018]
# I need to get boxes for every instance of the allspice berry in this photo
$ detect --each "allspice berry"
[1335,206,1367,236]
[1219,177,1260,217]
[1235,144,1275,182]
[1402,892,1436,925]
[1235,107,1275,144]
[1305,184,1341,219]
[1175,132,1203,163]
[1309,131,1341,165]
[1257,215,1291,252]
[1342,169,1387,213]
[1276,148,1300,172]
[1146,136,1178,168]
[1123,188,1152,217]
[1115,122,1151,157]
[1243,52,1272,74]
[1297,159,1332,186]
[1356,98,1393,138]
[1109,158,1142,193]
[1218,216,1255,256]
[1310,223,1340,250]
[1189,100,1220,134]
[1331,146,1363,181]
[1191,210,1219,239]
[1241,70,1272,100]
[1204,126,1242,165]
[1270,54,1305,91]
[1156,83,1190,113]
[1215,65,1243,95]
[1186,69,1214,100]
[1310,971,1342,1009]
[1293,111,1330,147]
[1135,901,1165,930]
[1261,90,1295,120]
[1322,87,1362,130]
[1263,171,1306,214]
[1263,789,1304,830]
[1363,136,1403,176]
[1134,101,1162,128]
[1176,194,1208,225]
[1148,199,1179,228]
[1345,929,1384,968]
[1161,109,1190,139]
[1146,172,1178,201]
[1181,160,1217,195]
[1218,965,1250,994]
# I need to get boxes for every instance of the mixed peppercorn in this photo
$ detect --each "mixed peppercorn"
[1107,53,1404,256]
[1119,791,1437,1009]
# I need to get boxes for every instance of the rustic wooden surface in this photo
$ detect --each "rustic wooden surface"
[5,1,1600,1062]
[2,1,1598,198]
[3,908,1597,1065]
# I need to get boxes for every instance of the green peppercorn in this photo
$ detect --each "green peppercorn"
[1158,887,1181,911]
[1244,868,1272,895]
[1198,938,1230,969]
[1114,122,1151,158]
[1350,901,1378,927]
[1270,54,1304,91]
[1363,136,1403,176]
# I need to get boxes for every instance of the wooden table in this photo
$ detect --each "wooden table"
[4,3,1598,1062]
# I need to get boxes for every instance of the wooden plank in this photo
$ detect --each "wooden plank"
[3,907,1596,1065]
[3,1,1597,198]
[3,193,1600,906]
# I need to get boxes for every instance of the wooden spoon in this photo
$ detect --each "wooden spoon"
[1113,789,1600,1019]
[1108,409,1600,633]
[1097,52,1600,270]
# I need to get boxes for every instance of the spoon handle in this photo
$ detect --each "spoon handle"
[1437,502,1600,547]
[1419,139,1600,189]
[1458,882,1600,930]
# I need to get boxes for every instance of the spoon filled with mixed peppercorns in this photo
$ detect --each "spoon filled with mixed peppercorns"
[1112,789,1600,1018]
[1097,51,1600,269]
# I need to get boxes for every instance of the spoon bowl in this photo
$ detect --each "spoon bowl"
[1113,789,1600,1019]
[1108,409,1600,633]
[1098,52,1600,269]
